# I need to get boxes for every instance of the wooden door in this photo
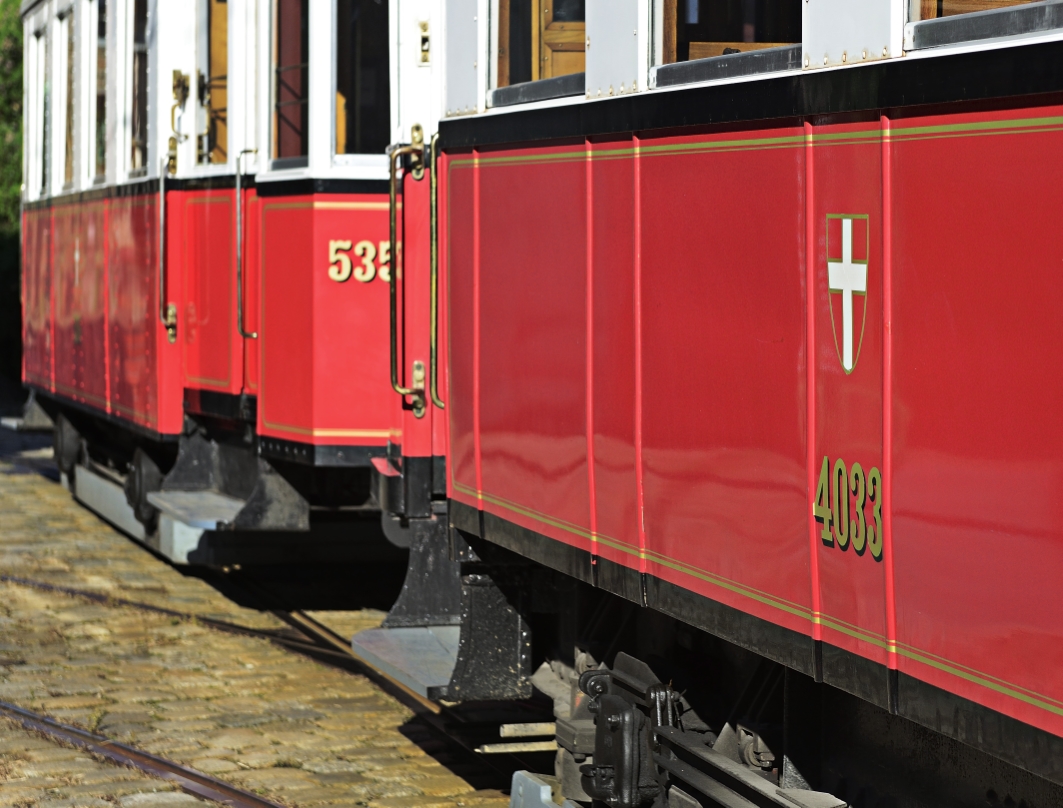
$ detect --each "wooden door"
[534,0,584,80]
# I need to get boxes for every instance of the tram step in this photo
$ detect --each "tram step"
[350,625,460,699]
[73,465,146,541]
[146,490,246,529]
[146,491,247,565]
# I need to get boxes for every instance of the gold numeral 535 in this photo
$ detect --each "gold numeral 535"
[328,239,392,283]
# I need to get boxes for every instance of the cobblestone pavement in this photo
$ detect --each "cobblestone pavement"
[0,430,509,808]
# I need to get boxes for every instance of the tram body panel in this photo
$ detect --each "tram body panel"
[398,171,438,462]
[175,188,242,398]
[258,194,393,451]
[22,207,53,392]
[107,192,183,434]
[807,121,891,693]
[444,106,1063,740]
[53,200,109,411]
[587,138,639,576]
[446,154,479,506]
[242,190,261,396]
[474,144,593,553]
[638,126,812,642]
[890,105,1063,737]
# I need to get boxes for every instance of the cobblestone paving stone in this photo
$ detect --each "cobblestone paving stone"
[0,433,509,808]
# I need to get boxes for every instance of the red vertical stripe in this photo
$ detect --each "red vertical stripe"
[881,115,898,668]
[472,151,483,502]
[634,136,647,578]
[103,201,112,413]
[586,140,598,559]
[805,121,822,645]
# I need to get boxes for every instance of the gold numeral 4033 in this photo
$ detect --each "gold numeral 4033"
[813,456,883,561]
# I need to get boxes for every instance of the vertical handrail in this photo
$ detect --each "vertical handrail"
[158,160,176,343]
[236,148,258,339]
[389,143,424,401]
[428,132,444,410]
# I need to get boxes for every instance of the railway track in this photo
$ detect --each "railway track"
[0,573,553,797]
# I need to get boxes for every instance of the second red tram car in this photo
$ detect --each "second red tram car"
[20,0,440,565]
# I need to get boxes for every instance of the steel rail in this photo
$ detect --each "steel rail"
[0,575,443,714]
[0,574,538,784]
[0,700,286,808]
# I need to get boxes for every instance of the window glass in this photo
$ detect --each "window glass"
[273,0,308,161]
[63,10,74,187]
[199,0,228,164]
[660,0,800,64]
[130,0,148,171]
[335,0,390,155]
[38,30,49,195]
[910,0,1038,20]
[95,0,106,178]
[496,0,585,88]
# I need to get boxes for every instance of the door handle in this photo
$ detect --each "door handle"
[389,127,428,418]
[429,132,444,410]
[158,160,177,344]
[236,149,258,339]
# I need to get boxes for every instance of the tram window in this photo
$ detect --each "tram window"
[273,0,308,164]
[495,0,584,88]
[33,29,49,197]
[60,8,74,188]
[910,0,1041,20]
[335,0,390,156]
[130,0,148,173]
[95,0,106,179]
[198,0,228,165]
[658,0,800,64]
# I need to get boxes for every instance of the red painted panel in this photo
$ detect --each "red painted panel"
[477,144,591,550]
[52,202,108,410]
[79,201,109,408]
[260,198,313,437]
[259,194,392,447]
[890,108,1063,736]
[181,190,238,394]
[446,153,479,503]
[397,167,436,460]
[589,138,639,568]
[53,204,79,402]
[433,163,451,462]
[108,195,161,429]
[639,126,810,634]
[243,191,261,394]
[810,122,890,676]
[22,208,53,391]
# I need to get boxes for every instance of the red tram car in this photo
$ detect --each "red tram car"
[361,0,1063,806]
[20,0,439,565]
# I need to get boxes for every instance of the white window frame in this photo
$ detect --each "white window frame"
[330,0,391,176]
[81,0,101,186]
[52,6,73,196]
[25,15,48,201]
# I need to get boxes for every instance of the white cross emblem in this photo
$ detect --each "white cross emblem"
[827,217,868,373]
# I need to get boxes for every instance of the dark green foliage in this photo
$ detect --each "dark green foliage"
[0,0,20,384]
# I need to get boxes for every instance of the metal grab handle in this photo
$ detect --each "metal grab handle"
[428,133,444,410]
[389,142,427,418]
[158,161,177,344]
[236,149,258,339]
